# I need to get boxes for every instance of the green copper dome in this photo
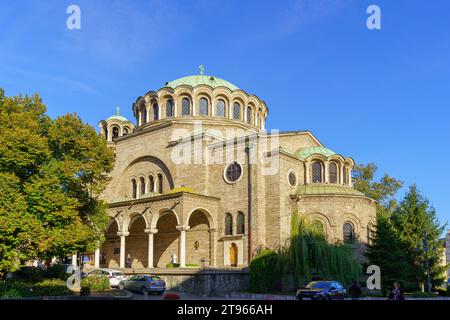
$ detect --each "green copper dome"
[296,146,336,159]
[106,107,132,123]
[165,75,239,91]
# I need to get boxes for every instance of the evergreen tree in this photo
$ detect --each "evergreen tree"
[364,210,412,293]
[391,185,446,289]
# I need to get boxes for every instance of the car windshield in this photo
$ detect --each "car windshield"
[305,282,331,289]
[151,276,162,280]
[112,272,123,277]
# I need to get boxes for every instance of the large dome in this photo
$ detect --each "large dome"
[165,75,239,91]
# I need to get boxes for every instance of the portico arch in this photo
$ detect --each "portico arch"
[102,218,120,268]
[126,214,148,268]
[186,209,213,266]
[153,210,180,267]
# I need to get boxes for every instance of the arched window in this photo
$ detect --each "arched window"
[312,220,324,235]
[225,213,233,235]
[246,107,253,124]
[312,161,323,183]
[237,212,245,235]
[153,103,159,120]
[123,127,129,135]
[166,99,174,117]
[141,106,147,124]
[112,126,119,139]
[157,173,163,193]
[342,166,347,185]
[216,99,225,117]
[140,177,146,196]
[232,103,241,120]
[329,162,338,183]
[149,175,155,192]
[199,98,208,115]
[182,98,191,116]
[131,179,137,199]
[343,222,355,244]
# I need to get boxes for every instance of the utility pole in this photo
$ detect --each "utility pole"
[245,141,254,264]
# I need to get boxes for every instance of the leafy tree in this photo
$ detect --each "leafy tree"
[353,162,403,209]
[0,90,114,277]
[391,185,446,289]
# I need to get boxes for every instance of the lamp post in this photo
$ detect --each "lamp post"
[417,230,432,293]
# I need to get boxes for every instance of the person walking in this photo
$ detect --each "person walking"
[348,280,362,300]
[388,282,404,300]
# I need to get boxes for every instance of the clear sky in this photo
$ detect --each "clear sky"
[1,0,449,228]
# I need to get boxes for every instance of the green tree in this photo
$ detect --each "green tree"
[0,90,114,277]
[364,211,412,293]
[354,163,408,292]
[353,162,403,209]
[391,185,446,289]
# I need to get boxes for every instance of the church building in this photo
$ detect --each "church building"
[95,70,376,270]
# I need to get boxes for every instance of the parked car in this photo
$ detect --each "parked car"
[118,274,166,294]
[86,268,126,287]
[296,281,347,300]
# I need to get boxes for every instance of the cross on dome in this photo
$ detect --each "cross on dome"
[198,64,205,75]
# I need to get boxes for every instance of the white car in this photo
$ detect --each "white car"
[87,268,126,287]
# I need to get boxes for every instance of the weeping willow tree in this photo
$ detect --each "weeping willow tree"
[249,213,363,292]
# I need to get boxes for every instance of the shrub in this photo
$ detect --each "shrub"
[80,275,110,291]
[80,286,91,296]
[13,267,45,283]
[166,262,180,268]
[46,264,70,280]
[249,250,281,293]
[410,291,437,298]
[32,279,70,296]
[0,288,22,299]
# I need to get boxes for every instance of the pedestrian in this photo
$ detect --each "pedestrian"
[388,282,404,300]
[348,280,362,300]
[126,254,132,268]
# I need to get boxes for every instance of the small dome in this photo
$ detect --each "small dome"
[165,75,239,91]
[106,107,132,123]
[296,146,336,159]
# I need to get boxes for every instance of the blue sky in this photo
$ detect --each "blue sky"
[1,0,449,228]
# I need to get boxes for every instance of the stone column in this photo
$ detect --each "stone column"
[107,126,112,142]
[348,167,352,187]
[71,254,77,267]
[176,225,190,268]
[305,162,310,184]
[94,248,100,268]
[339,165,344,184]
[145,228,158,268]
[208,228,217,267]
[117,231,129,268]
[324,160,329,184]
[146,105,151,123]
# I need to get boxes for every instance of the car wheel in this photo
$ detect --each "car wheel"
[118,283,125,290]
[141,287,147,295]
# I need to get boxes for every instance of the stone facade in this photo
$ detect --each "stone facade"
[94,73,376,272]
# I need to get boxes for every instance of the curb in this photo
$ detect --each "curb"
[11,290,134,300]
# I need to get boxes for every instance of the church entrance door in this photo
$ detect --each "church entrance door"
[229,243,238,267]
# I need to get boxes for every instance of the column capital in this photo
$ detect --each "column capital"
[176,225,190,232]
[117,231,129,237]
[208,228,217,233]
[145,228,158,234]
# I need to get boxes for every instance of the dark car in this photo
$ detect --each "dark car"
[118,274,166,295]
[296,281,347,300]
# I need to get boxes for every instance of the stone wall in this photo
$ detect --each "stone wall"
[123,268,249,296]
